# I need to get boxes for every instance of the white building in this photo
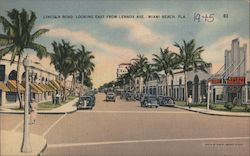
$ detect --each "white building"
[0,54,61,107]
[116,63,131,78]
[144,65,212,103]
[223,38,249,104]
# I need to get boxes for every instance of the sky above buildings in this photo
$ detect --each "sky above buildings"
[0,0,249,88]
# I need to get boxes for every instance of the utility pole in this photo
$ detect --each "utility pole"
[21,55,32,153]
[207,82,211,112]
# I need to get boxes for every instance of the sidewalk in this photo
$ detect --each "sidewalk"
[1,130,47,156]
[0,98,78,114]
[175,105,250,117]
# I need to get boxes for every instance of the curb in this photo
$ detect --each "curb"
[0,108,77,115]
[174,106,250,117]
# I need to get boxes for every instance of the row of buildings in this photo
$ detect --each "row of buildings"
[0,54,78,108]
[116,38,250,104]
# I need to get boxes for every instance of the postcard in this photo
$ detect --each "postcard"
[0,0,249,156]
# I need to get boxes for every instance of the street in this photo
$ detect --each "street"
[1,93,250,156]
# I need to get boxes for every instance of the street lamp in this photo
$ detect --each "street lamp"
[21,55,32,153]
[207,81,211,112]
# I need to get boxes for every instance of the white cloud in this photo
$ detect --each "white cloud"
[43,26,138,87]
[103,19,167,47]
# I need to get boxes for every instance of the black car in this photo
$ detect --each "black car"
[157,96,175,106]
[125,92,136,101]
[140,95,159,108]
[106,92,116,102]
[77,95,95,110]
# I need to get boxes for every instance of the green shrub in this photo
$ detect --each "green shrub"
[209,104,215,109]
[224,102,234,111]
[244,105,250,112]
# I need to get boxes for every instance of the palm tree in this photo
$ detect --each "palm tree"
[174,39,208,105]
[152,48,179,96]
[50,40,76,101]
[76,45,95,86]
[135,54,159,94]
[0,9,49,108]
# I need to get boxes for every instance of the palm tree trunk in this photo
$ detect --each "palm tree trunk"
[81,72,84,84]
[166,75,168,96]
[64,79,67,101]
[184,71,188,105]
[70,73,75,95]
[17,54,24,109]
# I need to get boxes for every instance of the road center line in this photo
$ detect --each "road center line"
[11,120,23,132]
[42,113,67,137]
[78,111,194,114]
[48,136,250,148]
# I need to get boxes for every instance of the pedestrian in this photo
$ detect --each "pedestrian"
[30,98,38,124]
[56,92,60,104]
[188,95,192,109]
[52,93,55,104]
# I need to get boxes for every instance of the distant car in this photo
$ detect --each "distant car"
[106,92,116,102]
[157,96,175,106]
[77,95,95,110]
[140,95,159,108]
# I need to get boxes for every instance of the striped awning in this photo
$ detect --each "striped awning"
[21,82,43,94]
[50,80,61,90]
[37,83,48,92]
[48,82,57,91]
[42,83,55,92]
[0,82,10,92]
[6,80,25,93]
[32,83,46,93]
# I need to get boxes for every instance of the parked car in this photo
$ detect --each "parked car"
[84,92,96,103]
[140,95,159,108]
[157,96,175,106]
[106,92,116,102]
[77,95,95,110]
[125,92,136,101]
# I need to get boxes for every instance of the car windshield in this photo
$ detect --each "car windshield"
[80,97,91,100]
[147,96,157,100]
[107,93,114,95]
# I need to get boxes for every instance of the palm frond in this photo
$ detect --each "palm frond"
[27,42,48,59]
[0,45,15,59]
[31,29,49,41]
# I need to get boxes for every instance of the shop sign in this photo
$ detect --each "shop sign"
[208,79,221,84]
[226,77,245,84]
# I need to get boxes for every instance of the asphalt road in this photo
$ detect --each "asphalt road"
[1,93,250,156]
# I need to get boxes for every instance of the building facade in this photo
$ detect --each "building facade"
[223,38,249,104]
[144,66,212,103]
[116,63,131,78]
[0,54,61,107]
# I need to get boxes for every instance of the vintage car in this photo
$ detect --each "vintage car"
[106,92,116,102]
[157,96,175,106]
[140,95,159,108]
[77,95,95,110]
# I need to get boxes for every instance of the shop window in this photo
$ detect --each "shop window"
[6,92,17,102]
[8,70,17,80]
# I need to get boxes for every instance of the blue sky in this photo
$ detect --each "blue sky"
[0,0,249,87]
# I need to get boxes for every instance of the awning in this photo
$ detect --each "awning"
[48,83,57,91]
[37,83,47,92]
[21,82,43,94]
[0,82,10,92]
[50,80,61,90]
[32,83,46,93]
[42,83,55,92]
[6,80,25,93]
